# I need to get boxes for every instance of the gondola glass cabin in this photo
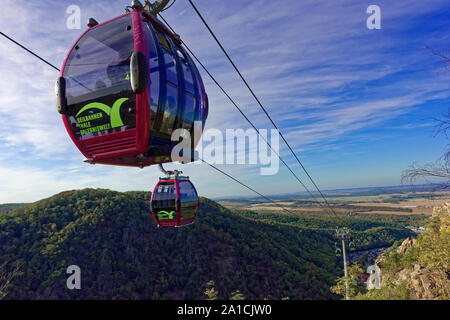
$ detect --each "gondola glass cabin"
[57,8,208,167]
[151,177,199,227]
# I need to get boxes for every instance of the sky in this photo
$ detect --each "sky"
[0,0,449,203]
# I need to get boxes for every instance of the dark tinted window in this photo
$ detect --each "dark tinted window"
[178,180,198,220]
[149,57,160,130]
[176,48,195,94]
[155,30,177,85]
[64,14,134,103]
[186,54,204,125]
[182,93,195,131]
[145,23,161,130]
[154,28,180,137]
[163,49,178,85]
[62,14,136,140]
[160,83,178,135]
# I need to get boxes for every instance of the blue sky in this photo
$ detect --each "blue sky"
[0,0,449,203]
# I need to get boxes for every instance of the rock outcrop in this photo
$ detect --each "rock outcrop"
[395,262,438,300]
[372,204,450,300]
[396,237,416,255]
[432,202,450,232]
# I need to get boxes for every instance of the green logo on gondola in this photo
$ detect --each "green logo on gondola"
[76,98,129,135]
[158,211,175,220]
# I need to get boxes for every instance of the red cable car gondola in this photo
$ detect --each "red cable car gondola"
[56,1,208,168]
[151,165,199,227]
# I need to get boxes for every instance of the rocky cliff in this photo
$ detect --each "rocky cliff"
[371,204,450,300]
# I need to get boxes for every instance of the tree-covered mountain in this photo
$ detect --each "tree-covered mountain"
[0,203,28,214]
[0,189,415,300]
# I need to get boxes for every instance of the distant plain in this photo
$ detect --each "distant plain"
[218,188,450,216]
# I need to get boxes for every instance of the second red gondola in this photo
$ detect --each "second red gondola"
[151,175,199,227]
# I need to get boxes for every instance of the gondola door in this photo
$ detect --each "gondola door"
[177,179,199,226]
[151,180,179,227]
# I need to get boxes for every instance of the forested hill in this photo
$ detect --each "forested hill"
[0,188,341,299]
[0,203,28,214]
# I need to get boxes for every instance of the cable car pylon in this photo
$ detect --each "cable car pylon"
[334,227,356,300]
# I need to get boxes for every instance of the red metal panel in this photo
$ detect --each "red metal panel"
[79,129,137,159]
[132,10,151,154]
[174,179,182,227]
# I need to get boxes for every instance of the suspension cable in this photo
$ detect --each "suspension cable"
[187,0,338,215]
[201,159,295,214]
[0,31,60,71]
[158,14,336,216]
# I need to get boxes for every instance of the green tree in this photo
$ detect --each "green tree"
[204,281,219,300]
[0,261,21,300]
[230,290,245,300]
[331,263,365,299]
